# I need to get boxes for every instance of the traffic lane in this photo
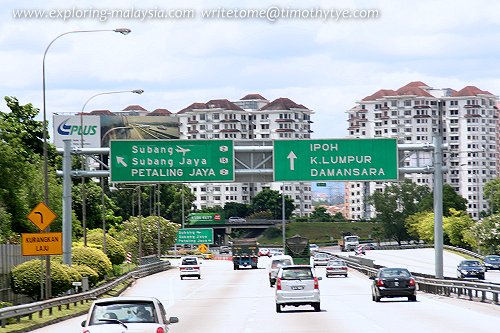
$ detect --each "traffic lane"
[343,248,500,283]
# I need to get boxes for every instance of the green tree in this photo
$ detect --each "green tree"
[85,229,126,265]
[472,214,500,254]
[419,184,468,216]
[310,206,331,221]
[406,209,476,248]
[110,215,180,258]
[484,179,500,216]
[251,189,295,219]
[223,202,251,219]
[369,179,430,244]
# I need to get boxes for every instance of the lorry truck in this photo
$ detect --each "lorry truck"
[338,234,360,252]
[231,238,258,270]
[284,235,310,265]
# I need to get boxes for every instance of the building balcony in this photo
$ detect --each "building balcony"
[188,120,199,124]
[275,118,296,123]
[188,130,199,134]
[275,128,296,133]
[220,119,241,123]
[464,114,481,118]
[220,129,241,133]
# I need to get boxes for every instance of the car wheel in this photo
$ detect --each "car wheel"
[344,274,348,277]
[313,303,321,312]
[180,276,183,280]
[276,304,282,313]
[408,295,417,302]
[233,265,238,270]
[198,275,201,279]
[375,295,381,302]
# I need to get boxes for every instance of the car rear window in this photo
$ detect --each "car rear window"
[271,259,292,268]
[90,301,156,324]
[182,258,198,265]
[380,269,410,278]
[281,268,313,280]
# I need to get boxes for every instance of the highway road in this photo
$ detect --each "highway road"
[31,252,500,333]
[334,247,500,283]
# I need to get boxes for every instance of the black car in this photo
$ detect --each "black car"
[457,260,485,279]
[483,255,500,271]
[371,268,416,302]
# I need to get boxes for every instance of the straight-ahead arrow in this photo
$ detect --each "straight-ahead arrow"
[116,156,128,167]
[287,151,297,171]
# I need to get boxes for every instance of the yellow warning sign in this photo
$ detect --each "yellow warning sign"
[27,202,57,231]
[21,232,63,256]
[198,244,208,253]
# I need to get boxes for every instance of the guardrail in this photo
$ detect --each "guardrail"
[327,247,500,305]
[0,260,171,328]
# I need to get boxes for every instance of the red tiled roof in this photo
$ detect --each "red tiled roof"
[123,104,147,111]
[89,109,115,115]
[396,86,434,97]
[452,86,492,97]
[362,89,397,101]
[206,99,245,111]
[399,81,430,89]
[147,108,171,116]
[240,94,267,101]
[260,97,309,111]
[177,102,208,114]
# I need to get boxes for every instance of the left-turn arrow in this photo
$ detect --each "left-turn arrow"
[116,156,128,167]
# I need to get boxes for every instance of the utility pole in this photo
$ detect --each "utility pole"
[433,100,445,279]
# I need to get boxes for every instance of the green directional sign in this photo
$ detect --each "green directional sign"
[110,140,234,183]
[176,228,214,245]
[273,138,398,181]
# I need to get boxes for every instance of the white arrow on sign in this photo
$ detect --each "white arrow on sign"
[116,156,128,167]
[287,151,297,171]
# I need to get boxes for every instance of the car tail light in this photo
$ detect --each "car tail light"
[156,327,165,333]
[276,278,282,290]
[376,278,384,287]
[83,331,90,333]
[194,266,199,270]
[326,267,333,270]
[314,277,319,289]
[341,267,347,270]
[409,278,416,286]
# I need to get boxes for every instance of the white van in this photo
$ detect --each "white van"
[268,255,294,287]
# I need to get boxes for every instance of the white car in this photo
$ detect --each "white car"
[309,244,320,253]
[179,256,201,279]
[275,265,321,312]
[268,255,294,287]
[228,216,246,223]
[312,252,331,267]
[81,296,178,333]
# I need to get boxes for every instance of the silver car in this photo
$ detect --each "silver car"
[275,265,321,312]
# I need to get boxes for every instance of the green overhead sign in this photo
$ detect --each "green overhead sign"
[176,228,214,245]
[110,140,234,183]
[273,138,398,181]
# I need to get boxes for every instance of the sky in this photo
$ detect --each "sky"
[1,0,500,143]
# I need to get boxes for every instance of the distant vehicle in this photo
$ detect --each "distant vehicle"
[268,255,294,287]
[312,253,330,267]
[363,243,376,250]
[326,259,348,278]
[309,244,320,253]
[231,238,258,270]
[81,296,179,332]
[228,216,246,223]
[285,235,311,265]
[338,234,360,252]
[269,248,284,256]
[483,255,500,271]
[457,260,485,279]
[371,268,417,302]
[275,265,322,312]
[219,246,230,254]
[258,248,271,257]
[179,256,201,280]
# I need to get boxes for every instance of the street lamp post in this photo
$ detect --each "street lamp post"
[42,28,131,299]
[80,89,143,247]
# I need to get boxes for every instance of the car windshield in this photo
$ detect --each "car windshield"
[462,261,481,266]
[380,269,410,278]
[181,258,198,265]
[271,259,292,269]
[281,268,313,280]
[90,301,157,325]
[328,260,345,266]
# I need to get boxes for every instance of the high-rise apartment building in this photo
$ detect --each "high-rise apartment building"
[177,94,314,216]
[345,81,498,220]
